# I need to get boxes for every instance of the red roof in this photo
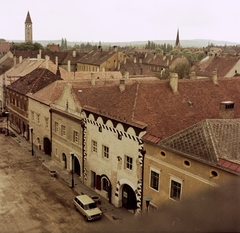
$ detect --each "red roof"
[217,158,240,173]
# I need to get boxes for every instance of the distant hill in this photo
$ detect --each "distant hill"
[10,39,240,48]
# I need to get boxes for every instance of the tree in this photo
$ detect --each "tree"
[10,42,44,51]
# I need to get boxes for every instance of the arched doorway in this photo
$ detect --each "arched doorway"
[43,137,51,155]
[62,153,67,169]
[122,184,137,210]
[74,157,80,176]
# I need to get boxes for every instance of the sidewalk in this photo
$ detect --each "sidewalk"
[1,120,134,225]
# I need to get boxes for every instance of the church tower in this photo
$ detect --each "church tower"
[174,28,180,50]
[25,11,33,43]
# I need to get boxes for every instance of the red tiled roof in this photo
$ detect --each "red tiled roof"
[70,77,240,141]
[8,68,62,94]
[192,56,239,77]
[217,158,240,173]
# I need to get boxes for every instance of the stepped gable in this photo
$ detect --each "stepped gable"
[8,67,62,94]
[72,77,240,142]
[158,119,240,171]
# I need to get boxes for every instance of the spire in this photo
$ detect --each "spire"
[174,28,180,50]
[25,11,32,24]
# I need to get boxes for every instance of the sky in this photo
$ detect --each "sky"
[1,0,240,44]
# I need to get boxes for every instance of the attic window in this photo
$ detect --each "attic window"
[220,101,234,110]
[160,151,166,157]
[211,170,218,178]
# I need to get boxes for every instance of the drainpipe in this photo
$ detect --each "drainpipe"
[49,109,52,155]
[81,119,85,184]
[140,148,146,212]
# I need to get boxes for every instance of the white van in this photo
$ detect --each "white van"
[73,195,102,221]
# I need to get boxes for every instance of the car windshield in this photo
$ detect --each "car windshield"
[87,202,96,209]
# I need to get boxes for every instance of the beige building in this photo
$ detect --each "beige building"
[142,119,240,231]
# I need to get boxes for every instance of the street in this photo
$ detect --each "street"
[0,133,113,233]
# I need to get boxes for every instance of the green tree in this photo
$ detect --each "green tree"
[10,42,44,51]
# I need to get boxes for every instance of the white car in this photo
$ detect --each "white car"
[73,195,102,221]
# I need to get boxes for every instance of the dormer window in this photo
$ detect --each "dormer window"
[220,101,234,110]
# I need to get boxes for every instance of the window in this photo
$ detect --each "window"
[91,140,97,153]
[170,178,182,201]
[37,114,40,124]
[150,169,160,191]
[125,156,133,170]
[45,117,49,128]
[102,178,109,192]
[61,125,66,136]
[73,131,79,143]
[55,122,59,132]
[102,145,109,159]
[31,111,34,121]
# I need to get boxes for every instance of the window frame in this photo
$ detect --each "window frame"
[55,122,59,132]
[149,167,160,192]
[169,176,183,202]
[102,145,109,159]
[91,140,97,153]
[61,125,66,136]
[73,131,79,143]
[125,155,133,171]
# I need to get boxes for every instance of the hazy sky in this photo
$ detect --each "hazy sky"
[2,0,240,43]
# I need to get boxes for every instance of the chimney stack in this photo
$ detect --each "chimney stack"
[119,79,125,92]
[144,52,147,58]
[113,46,118,52]
[190,71,196,80]
[68,60,71,72]
[19,56,22,63]
[73,50,76,57]
[91,72,95,86]
[37,54,41,61]
[14,56,16,66]
[39,49,42,58]
[55,56,58,67]
[134,55,137,63]
[154,53,156,59]
[98,46,102,51]
[45,55,49,69]
[212,70,218,84]
[169,73,178,93]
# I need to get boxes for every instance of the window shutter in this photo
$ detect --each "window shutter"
[96,175,101,190]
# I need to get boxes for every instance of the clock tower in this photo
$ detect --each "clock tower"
[25,11,32,43]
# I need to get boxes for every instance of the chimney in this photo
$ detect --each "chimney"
[125,71,129,79]
[118,61,120,70]
[68,60,71,72]
[37,54,41,61]
[91,73,95,86]
[73,50,76,57]
[56,66,61,78]
[139,57,142,63]
[124,55,126,64]
[102,67,105,72]
[154,53,156,59]
[144,52,147,58]
[119,79,125,92]
[169,73,178,93]
[55,56,58,67]
[39,49,42,58]
[14,56,16,66]
[134,55,137,63]
[114,60,117,69]
[163,53,166,60]
[113,46,118,52]
[190,71,196,80]
[167,59,169,66]
[171,54,173,60]
[98,46,102,51]
[45,55,49,69]
[220,101,234,119]
[19,56,22,63]
[212,70,218,84]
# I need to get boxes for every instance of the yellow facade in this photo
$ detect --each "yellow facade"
[143,141,239,212]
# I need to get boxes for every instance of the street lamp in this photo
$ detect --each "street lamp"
[29,127,34,156]
[143,196,152,214]
[70,152,75,188]
[4,111,9,136]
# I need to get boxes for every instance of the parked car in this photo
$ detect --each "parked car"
[73,195,102,221]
